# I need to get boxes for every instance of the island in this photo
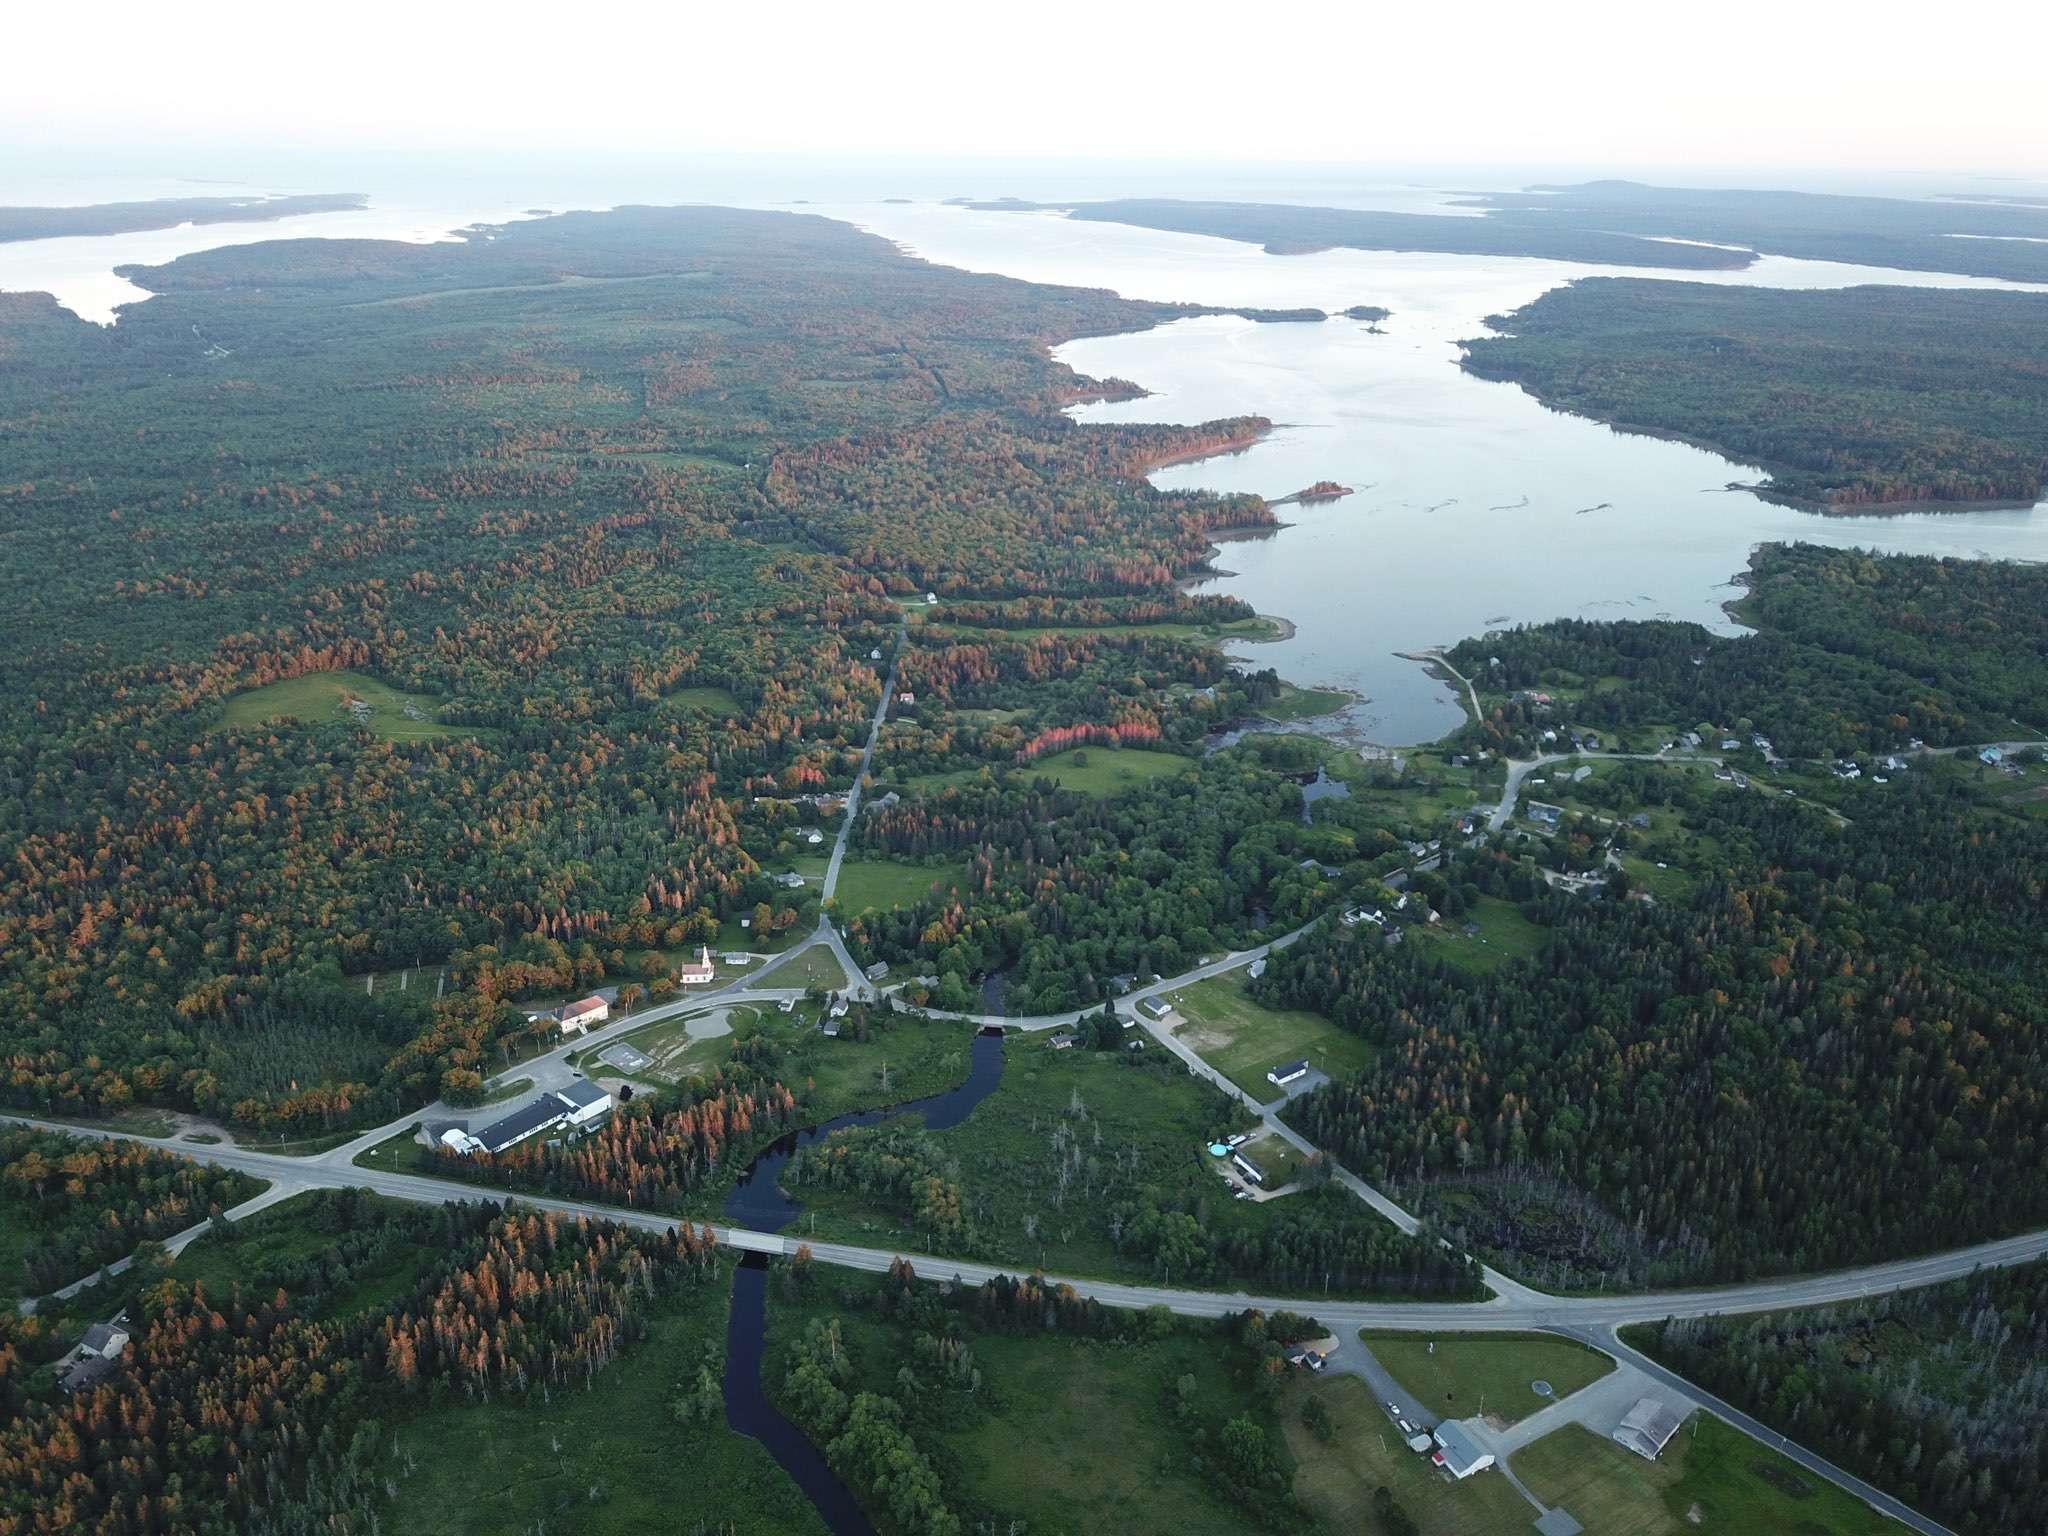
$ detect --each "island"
[0,192,366,242]
[1271,481,1355,506]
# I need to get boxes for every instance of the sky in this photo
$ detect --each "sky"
[6,0,2047,184]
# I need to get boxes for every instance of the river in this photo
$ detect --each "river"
[718,1029,1007,1536]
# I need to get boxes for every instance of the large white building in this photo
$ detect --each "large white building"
[444,1080,615,1156]
[555,995,609,1036]
[1613,1397,1686,1461]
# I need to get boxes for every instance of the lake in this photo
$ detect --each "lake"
[817,201,2048,746]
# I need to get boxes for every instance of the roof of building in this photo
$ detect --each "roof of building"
[1432,1420,1494,1474]
[475,1096,568,1152]
[81,1323,127,1355]
[560,994,607,1017]
[1049,1030,1079,1046]
[1137,996,1172,1017]
[1613,1397,1684,1457]
[555,1079,611,1111]
[1272,1059,1310,1079]
[60,1354,120,1393]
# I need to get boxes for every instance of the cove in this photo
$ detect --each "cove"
[718,1028,1007,1534]
[821,201,2048,748]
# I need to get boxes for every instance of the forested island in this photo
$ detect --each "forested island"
[971,180,2048,284]
[1461,279,2048,505]
[968,196,1754,269]
[0,192,366,241]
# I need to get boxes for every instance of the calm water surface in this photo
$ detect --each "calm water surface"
[824,203,2048,745]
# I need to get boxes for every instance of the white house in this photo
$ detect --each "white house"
[678,946,716,985]
[923,592,938,605]
[776,871,808,889]
[1268,1059,1311,1087]
[1431,1421,1496,1479]
[807,829,825,845]
[555,1078,614,1128]
[1981,745,2006,765]
[555,995,609,1036]
[79,1323,129,1360]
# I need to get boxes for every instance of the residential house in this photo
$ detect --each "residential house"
[863,960,889,982]
[60,1353,122,1393]
[79,1323,130,1360]
[1247,957,1267,980]
[1527,802,1563,827]
[776,871,808,889]
[1613,1397,1685,1461]
[1137,996,1174,1022]
[1268,1059,1311,1087]
[555,995,609,1036]
[1231,1153,1265,1185]
[924,592,938,604]
[1981,746,2006,765]
[1048,1030,1079,1050]
[1431,1421,1496,1479]
[807,829,825,845]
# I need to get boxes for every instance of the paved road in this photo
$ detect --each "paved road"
[824,615,905,903]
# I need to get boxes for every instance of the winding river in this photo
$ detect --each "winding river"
[718,1029,1007,1535]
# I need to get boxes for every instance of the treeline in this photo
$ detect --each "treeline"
[1451,544,2048,760]
[1635,1260,2048,1533]
[1266,767,2048,1285]
[846,748,1351,1014]
[1462,280,2048,504]
[0,1190,721,1535]
[0,1129,263,1300]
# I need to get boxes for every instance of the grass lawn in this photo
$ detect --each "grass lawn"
[352,1124,425,1171]
[737,1009,975,1125]
[1283,1374,1532,1536]
[23,1107,179,1140]
[387,1260,824,1536]
[218,668,483,741]
[759,943,851,991]
[1512,1420,1898,1535]
[1622,853,1698,903]
[1167,973,1376,1098]
[1240,1133,1307,1185]
[1362,1330,1613,1425]
[1414,894,1549,975]
[831,857,967,915]
[478,1075,533,1106]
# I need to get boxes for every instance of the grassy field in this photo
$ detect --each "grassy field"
[1166,973,1376,1098]
[1283,1374,1532,1535]
[768,1269,1279,1536]
[662,683,742,717]
[478,1075,533,1106]
[831,857,968,915]
[1017,745,1195,796]
[1239,1133,1308,1185]
[1362,1330,1614,1425]
[1414,894,1550,975]
[760,943,851,991]
[387,1260,824,1536]
[1513,1420,1898,1535]
[218,669,479,741]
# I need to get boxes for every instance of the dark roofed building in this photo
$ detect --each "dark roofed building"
[60,1353,121,1394]
[1268,1059,1311,1086]
[1613,1397,1685,1461]
[474,1095,569,1155]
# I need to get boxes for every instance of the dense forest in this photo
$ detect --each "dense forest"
[1634,1261,2048,1534]
[991,181,2048,285]
[1466,179,2048,285]
[1263,576,2048,1283]
[0,193,366,242]
[968,197,1752,269]
[1462,280,2048,504]
[0,206,1305,1132]
[1451,544,2048,759]
[0,1128,262,1300]
[0,1188,723,1535]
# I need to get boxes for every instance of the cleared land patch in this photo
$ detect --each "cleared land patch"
[831,857,968,914]
[219,669,478,741]
[1167,974,1375,1098]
